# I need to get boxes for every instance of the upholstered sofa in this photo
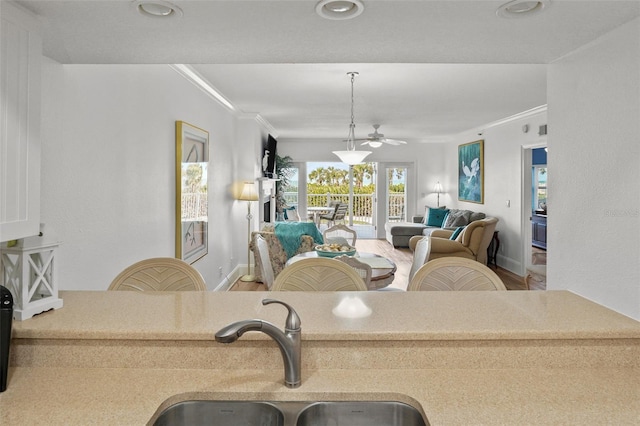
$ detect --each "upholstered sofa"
[385,208,487,247]
[409,217,499,265]
[249,226,317,283]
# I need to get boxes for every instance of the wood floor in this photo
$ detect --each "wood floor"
[230,239,545,291]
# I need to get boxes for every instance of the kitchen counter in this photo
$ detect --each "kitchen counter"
[1,290,639,424]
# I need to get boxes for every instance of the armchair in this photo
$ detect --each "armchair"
[249,229,316,283]
[410,217,498,265]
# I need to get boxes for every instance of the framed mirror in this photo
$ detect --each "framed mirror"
[175,121,209,264]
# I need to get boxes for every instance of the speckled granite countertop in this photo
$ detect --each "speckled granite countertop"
[11,290,640,340]
[1,290,639,425]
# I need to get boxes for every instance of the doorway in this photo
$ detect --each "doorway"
[522,146,547,280]
[303,161,377,238]
[385,166,408,223]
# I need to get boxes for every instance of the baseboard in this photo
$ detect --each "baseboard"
[213,265,244,291]
[496,254,523,276]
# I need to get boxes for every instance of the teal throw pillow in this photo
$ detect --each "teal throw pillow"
[421,205,446,225]
[426,208,449,227]
[450,226,466,240]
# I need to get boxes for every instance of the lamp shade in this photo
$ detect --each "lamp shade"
[332,150,371,165]
[237,182,258,201]
[433,181,443,194]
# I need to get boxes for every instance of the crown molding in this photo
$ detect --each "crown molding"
[487,104,547,127]
[169,64,235,112]
[237,112,277,137]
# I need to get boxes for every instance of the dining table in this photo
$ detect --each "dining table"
[306,206,334,226]
[286,251,397,289]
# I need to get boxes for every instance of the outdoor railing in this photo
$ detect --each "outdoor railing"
[306,193,371,224]
[388,192,406,222]
[284,191,406,225]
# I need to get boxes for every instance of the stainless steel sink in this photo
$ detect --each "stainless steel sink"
[296,401,427,426]
[152,400,285,426]
[151,400,428,426]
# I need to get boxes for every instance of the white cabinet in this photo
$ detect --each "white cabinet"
[1,240,63,320]
[0,2,42,242]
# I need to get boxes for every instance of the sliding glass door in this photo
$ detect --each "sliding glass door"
[301,161,376,237]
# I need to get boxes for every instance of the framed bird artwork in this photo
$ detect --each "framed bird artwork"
[458,140,484,204]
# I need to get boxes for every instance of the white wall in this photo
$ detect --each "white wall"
[547,18,640,320]
[40,61,256,290]
[446,110,548,275]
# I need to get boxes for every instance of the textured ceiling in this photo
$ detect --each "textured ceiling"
[18,0,640,141]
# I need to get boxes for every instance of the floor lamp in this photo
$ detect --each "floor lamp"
[433,181,443,207]
[237,182,259,282]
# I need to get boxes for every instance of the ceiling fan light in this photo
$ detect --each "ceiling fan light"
[332,150,371,165]
[367,141,383,148]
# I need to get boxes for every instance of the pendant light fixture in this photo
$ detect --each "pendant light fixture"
[333,72,371,165]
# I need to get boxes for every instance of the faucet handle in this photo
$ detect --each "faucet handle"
[262,299,301,331]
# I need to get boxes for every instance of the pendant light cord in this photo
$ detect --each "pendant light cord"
[332,71,370,165]
[347,71,358,152]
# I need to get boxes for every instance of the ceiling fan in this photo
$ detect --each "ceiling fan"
[356,124,408,147]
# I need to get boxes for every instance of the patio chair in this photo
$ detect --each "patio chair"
[320,202,348,227]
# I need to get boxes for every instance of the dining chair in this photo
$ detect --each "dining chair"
[323,223,357,247]
[255,234,275,290]
[272,258,368,291]
[408,257,506,291]
[335,255,372,290]
[108,257,206,291]
[408,236,431,284]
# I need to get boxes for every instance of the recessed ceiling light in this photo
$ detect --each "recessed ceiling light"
[496,0,549,18]
[133,1,183,19]
[316,0,364,20]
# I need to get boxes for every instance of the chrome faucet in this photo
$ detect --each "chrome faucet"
[214,299,302,388]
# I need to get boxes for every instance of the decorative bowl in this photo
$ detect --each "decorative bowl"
[315,244,356,258]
